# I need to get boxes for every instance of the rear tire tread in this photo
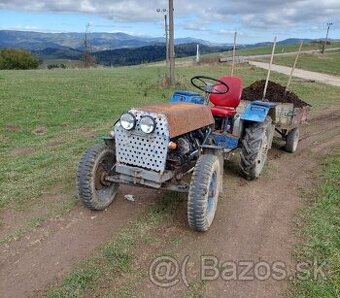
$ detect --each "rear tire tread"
[239,117,272,180]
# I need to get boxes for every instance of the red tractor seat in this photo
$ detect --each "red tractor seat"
[209,76,243,117]
[210,106,238,117]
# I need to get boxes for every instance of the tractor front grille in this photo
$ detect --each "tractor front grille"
[115,109,169,173]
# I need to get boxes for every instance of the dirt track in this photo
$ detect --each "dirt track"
[1,107,340,297]
[248,61,340,87]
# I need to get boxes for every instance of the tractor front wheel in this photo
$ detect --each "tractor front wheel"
[188,154,221,232]
[240,117,273,180]
[77,144,119,210]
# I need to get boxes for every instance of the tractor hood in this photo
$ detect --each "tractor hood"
[139,102,214,138]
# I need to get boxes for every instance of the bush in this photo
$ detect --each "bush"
[0,48,40,70]
[47,64,67,70]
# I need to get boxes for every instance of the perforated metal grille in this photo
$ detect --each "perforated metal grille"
[115,109,169,172]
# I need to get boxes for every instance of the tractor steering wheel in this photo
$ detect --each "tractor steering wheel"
[191,75,230,95]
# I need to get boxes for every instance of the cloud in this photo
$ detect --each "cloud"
[0,0,169,21]
[183,20,211,32]
[192,0,340,30]
[0,0,339,30]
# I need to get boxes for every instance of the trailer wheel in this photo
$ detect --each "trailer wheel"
[284,127,299,153]
[240,117,272,180]
[77,144,119,210]
[188,154,221,232]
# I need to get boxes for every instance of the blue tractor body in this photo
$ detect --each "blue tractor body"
[170,90,205,105]
[169,87,276,152]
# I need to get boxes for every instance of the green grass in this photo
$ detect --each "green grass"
[235,42,340,57]
[0,66,176,210]
[0,64,263,210]
[178,42,340,64]
[292,154,340,297]
[255,51,340,76]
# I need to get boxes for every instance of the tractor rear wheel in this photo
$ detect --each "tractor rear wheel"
[240,117,273,180]
[188,154,221,232]
[284,127,299,153]
[77,144,119,210]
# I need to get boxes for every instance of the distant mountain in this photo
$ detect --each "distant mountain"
[1,30,335,53]
[2,30,333,68]
[277,38,315,45]
[0,30,227,52]
[0,30,152,51]
[246,38,336,48]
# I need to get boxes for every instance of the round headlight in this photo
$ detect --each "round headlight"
[140,116,156,134]
[120,112,136,130]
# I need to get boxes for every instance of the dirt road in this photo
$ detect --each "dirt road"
[248,61,340,87]
[139,107,340,297]
[1,107,340,297]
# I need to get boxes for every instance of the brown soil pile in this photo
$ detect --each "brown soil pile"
[242,80,311,108]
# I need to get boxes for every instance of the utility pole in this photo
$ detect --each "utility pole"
[231,31,237,76]
[83,22,92,67]
[321,22,333,54]
[168,0,175,85]
[156,8,169,65]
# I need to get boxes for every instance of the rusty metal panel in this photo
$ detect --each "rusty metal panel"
[292,106,309,126]
[140,103,214,138]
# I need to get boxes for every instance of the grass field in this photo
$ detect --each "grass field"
[1,62,339,296]
[292,154,340,297]
[0,63,265,211]
[176,42,340,64]
[234,42,340,57]
[255,50,340,76]
[1,63,339,211]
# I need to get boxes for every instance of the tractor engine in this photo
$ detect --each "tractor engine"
[166,130,205,170]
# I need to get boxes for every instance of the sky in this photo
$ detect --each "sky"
[0,0,339,44]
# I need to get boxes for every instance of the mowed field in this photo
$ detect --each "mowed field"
[0,62,339,297]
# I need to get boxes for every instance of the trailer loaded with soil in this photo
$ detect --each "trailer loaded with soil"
[239,80,311,154]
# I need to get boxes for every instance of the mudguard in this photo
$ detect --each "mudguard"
[170,90,205,105]
[240,100,276,123]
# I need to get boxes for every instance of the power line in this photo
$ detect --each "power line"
[321,22,333,54]
[156,8,169,65]
[168,0,175,85]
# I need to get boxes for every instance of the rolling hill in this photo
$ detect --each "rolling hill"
[0,30,225,52]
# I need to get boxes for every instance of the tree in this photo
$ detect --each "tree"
[0,48,40,70]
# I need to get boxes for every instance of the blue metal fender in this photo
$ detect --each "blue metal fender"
[209,133,239,150]
[169,90,205,105]
[240,100,276,122]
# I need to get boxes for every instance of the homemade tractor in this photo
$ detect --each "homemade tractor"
[77,75,307,231]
